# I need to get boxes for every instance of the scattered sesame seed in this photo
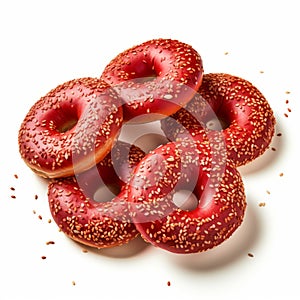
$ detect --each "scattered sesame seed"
[224,51,229,55]
[167,281,171,286]
[14,174,18,179]
[46,241,55,245]
[38,215,43,220]
[72,281,76,286]
[248,253,254,258]
[48,219,52,223]
[11,195,16,199]
[284,113,288,118]
[266,190,271,195]
[41,256,47,260]
[34,194,38,200]
[82,249,88,253]
[279,172,284,177]
[259,202,266,207]
[10,187,15,191]
[276,133,282,137]
[271,147,276,151]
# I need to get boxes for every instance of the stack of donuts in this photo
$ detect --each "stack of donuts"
[18,38,276,254]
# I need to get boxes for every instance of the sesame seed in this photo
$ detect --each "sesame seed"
[46,241,55,245]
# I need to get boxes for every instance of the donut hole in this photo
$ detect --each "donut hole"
[123,56,158,83]
[47,106,79,133]
[136,75,157,84]
[57,118,78,133]
[172,190,198,211]
[206,116,228,131]
[93,184,121,203]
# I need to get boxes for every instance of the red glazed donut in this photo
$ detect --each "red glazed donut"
[48,141,145,248]
[161,73,276,167]
[101,38,204,123]
[127,139,246,254]
[18,78,123,178]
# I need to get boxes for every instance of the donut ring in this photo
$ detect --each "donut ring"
[48,141,145,248]
[161,73,276,167]
[127,139,246,254]
[18,77,123,178]
[101,38,204,123]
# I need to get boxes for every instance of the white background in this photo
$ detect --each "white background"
[0,0,299,299]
